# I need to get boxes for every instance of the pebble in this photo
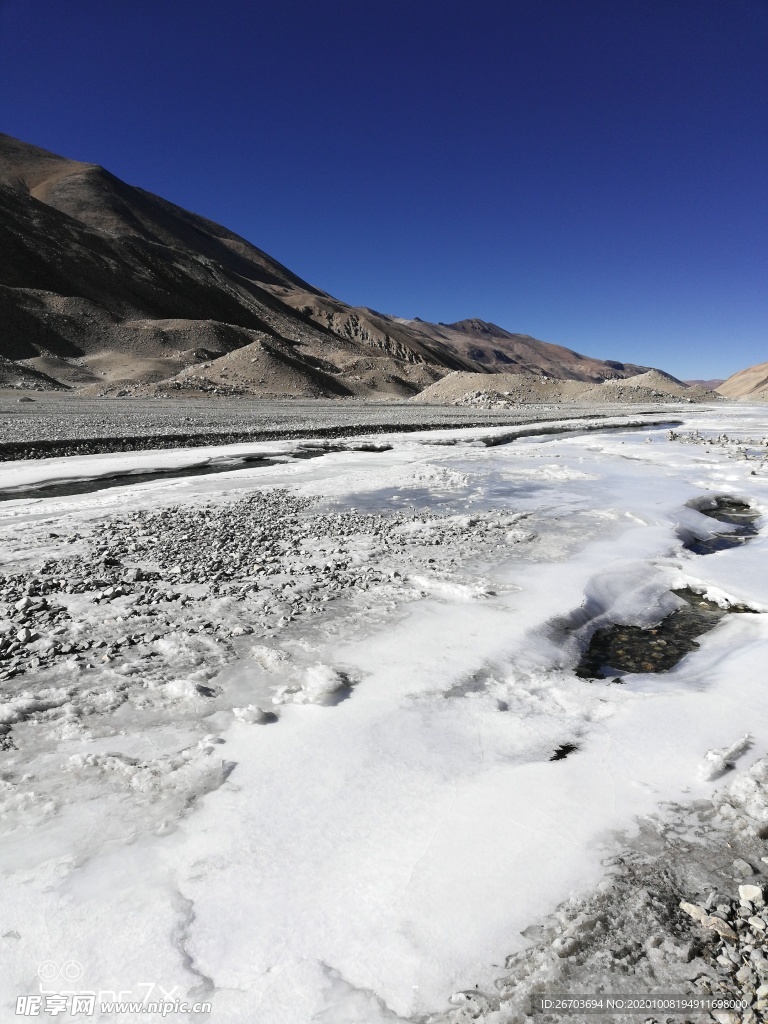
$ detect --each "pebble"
[705,916,739,941]
[682,878,768,1015]
[740,884,765,906]
[680,901,708,922]
[734,858,756,877]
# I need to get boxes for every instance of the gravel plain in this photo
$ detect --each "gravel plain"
[0,392,687,458]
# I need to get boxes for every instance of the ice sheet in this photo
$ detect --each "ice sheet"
[1,405,767,1022]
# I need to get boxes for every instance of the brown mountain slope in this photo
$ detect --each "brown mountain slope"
[270,290,488,370]
[0,132,669,397]
[270,295,657,383]
[0,133,320,292]
[0,134,481,396]
[717,362,768,401]
[387,317,652,382]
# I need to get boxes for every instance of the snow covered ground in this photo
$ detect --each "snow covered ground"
[0,405,767,1023]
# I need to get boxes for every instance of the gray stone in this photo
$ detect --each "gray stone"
[680,901,708,922]
[704,915,739,941]
[740,884,765,905]
[734,858,756,878]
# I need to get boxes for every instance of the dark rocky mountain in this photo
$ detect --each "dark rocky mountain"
[0,133,656,397]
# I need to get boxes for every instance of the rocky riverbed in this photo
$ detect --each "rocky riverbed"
[0,393,686,459]
[424,755,768,1024]
[0,485,530,788]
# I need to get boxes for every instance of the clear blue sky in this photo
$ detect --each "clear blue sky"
[1,0,766,379]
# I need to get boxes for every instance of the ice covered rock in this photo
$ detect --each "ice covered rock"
[164,678,203,700]
[67,742,233,802]
[198,734,225,751]
[233,705,273,724]
[408,574,493,601]
[699,733,751,780]
[448,990,492,1011]
[250,644,290,671]
[272,664,350,706]
[714,755,768,829]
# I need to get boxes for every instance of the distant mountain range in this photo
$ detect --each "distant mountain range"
[685,379,725,390]
[1,133,671,398]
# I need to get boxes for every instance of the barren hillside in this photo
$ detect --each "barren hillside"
[1,133,673,398]
[717,361,768,401]
[415,369,718,406]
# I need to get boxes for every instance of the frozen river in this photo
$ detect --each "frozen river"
[0,406,766,1023]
